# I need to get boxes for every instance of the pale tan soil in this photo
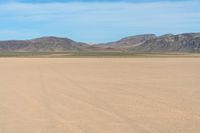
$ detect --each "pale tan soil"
[0,58,200,133]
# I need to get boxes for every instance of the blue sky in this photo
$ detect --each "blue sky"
[0,0,192,3]
[0,0,199,43]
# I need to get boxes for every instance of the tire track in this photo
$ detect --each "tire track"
[37,66,85,133]
[47,64,160,133]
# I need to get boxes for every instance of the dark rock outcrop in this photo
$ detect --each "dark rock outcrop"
[98,33,200,53]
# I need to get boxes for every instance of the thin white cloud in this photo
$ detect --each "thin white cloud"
[0,1,199,42]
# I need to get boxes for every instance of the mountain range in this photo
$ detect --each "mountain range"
[0,33,200,53]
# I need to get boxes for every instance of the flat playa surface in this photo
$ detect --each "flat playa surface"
[0,58,200,133]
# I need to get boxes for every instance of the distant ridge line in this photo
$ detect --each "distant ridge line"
[0,32,200,53]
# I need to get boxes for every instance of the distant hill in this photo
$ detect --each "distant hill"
[98,34,156,50]
[0,33,200,53]
[131,33,200,53]
[0,37,90,52]
[99,33,200,53]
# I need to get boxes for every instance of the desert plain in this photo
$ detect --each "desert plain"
[0,57,200,133]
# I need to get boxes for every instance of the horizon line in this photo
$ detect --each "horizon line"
[0,32,199,44]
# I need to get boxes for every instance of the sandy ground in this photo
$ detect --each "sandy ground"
[0,58,200,133]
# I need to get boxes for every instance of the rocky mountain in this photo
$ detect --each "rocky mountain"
[0,36,90,52]
[99,34,156,50]
[99,33,200,53]
[0,33,200,53]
